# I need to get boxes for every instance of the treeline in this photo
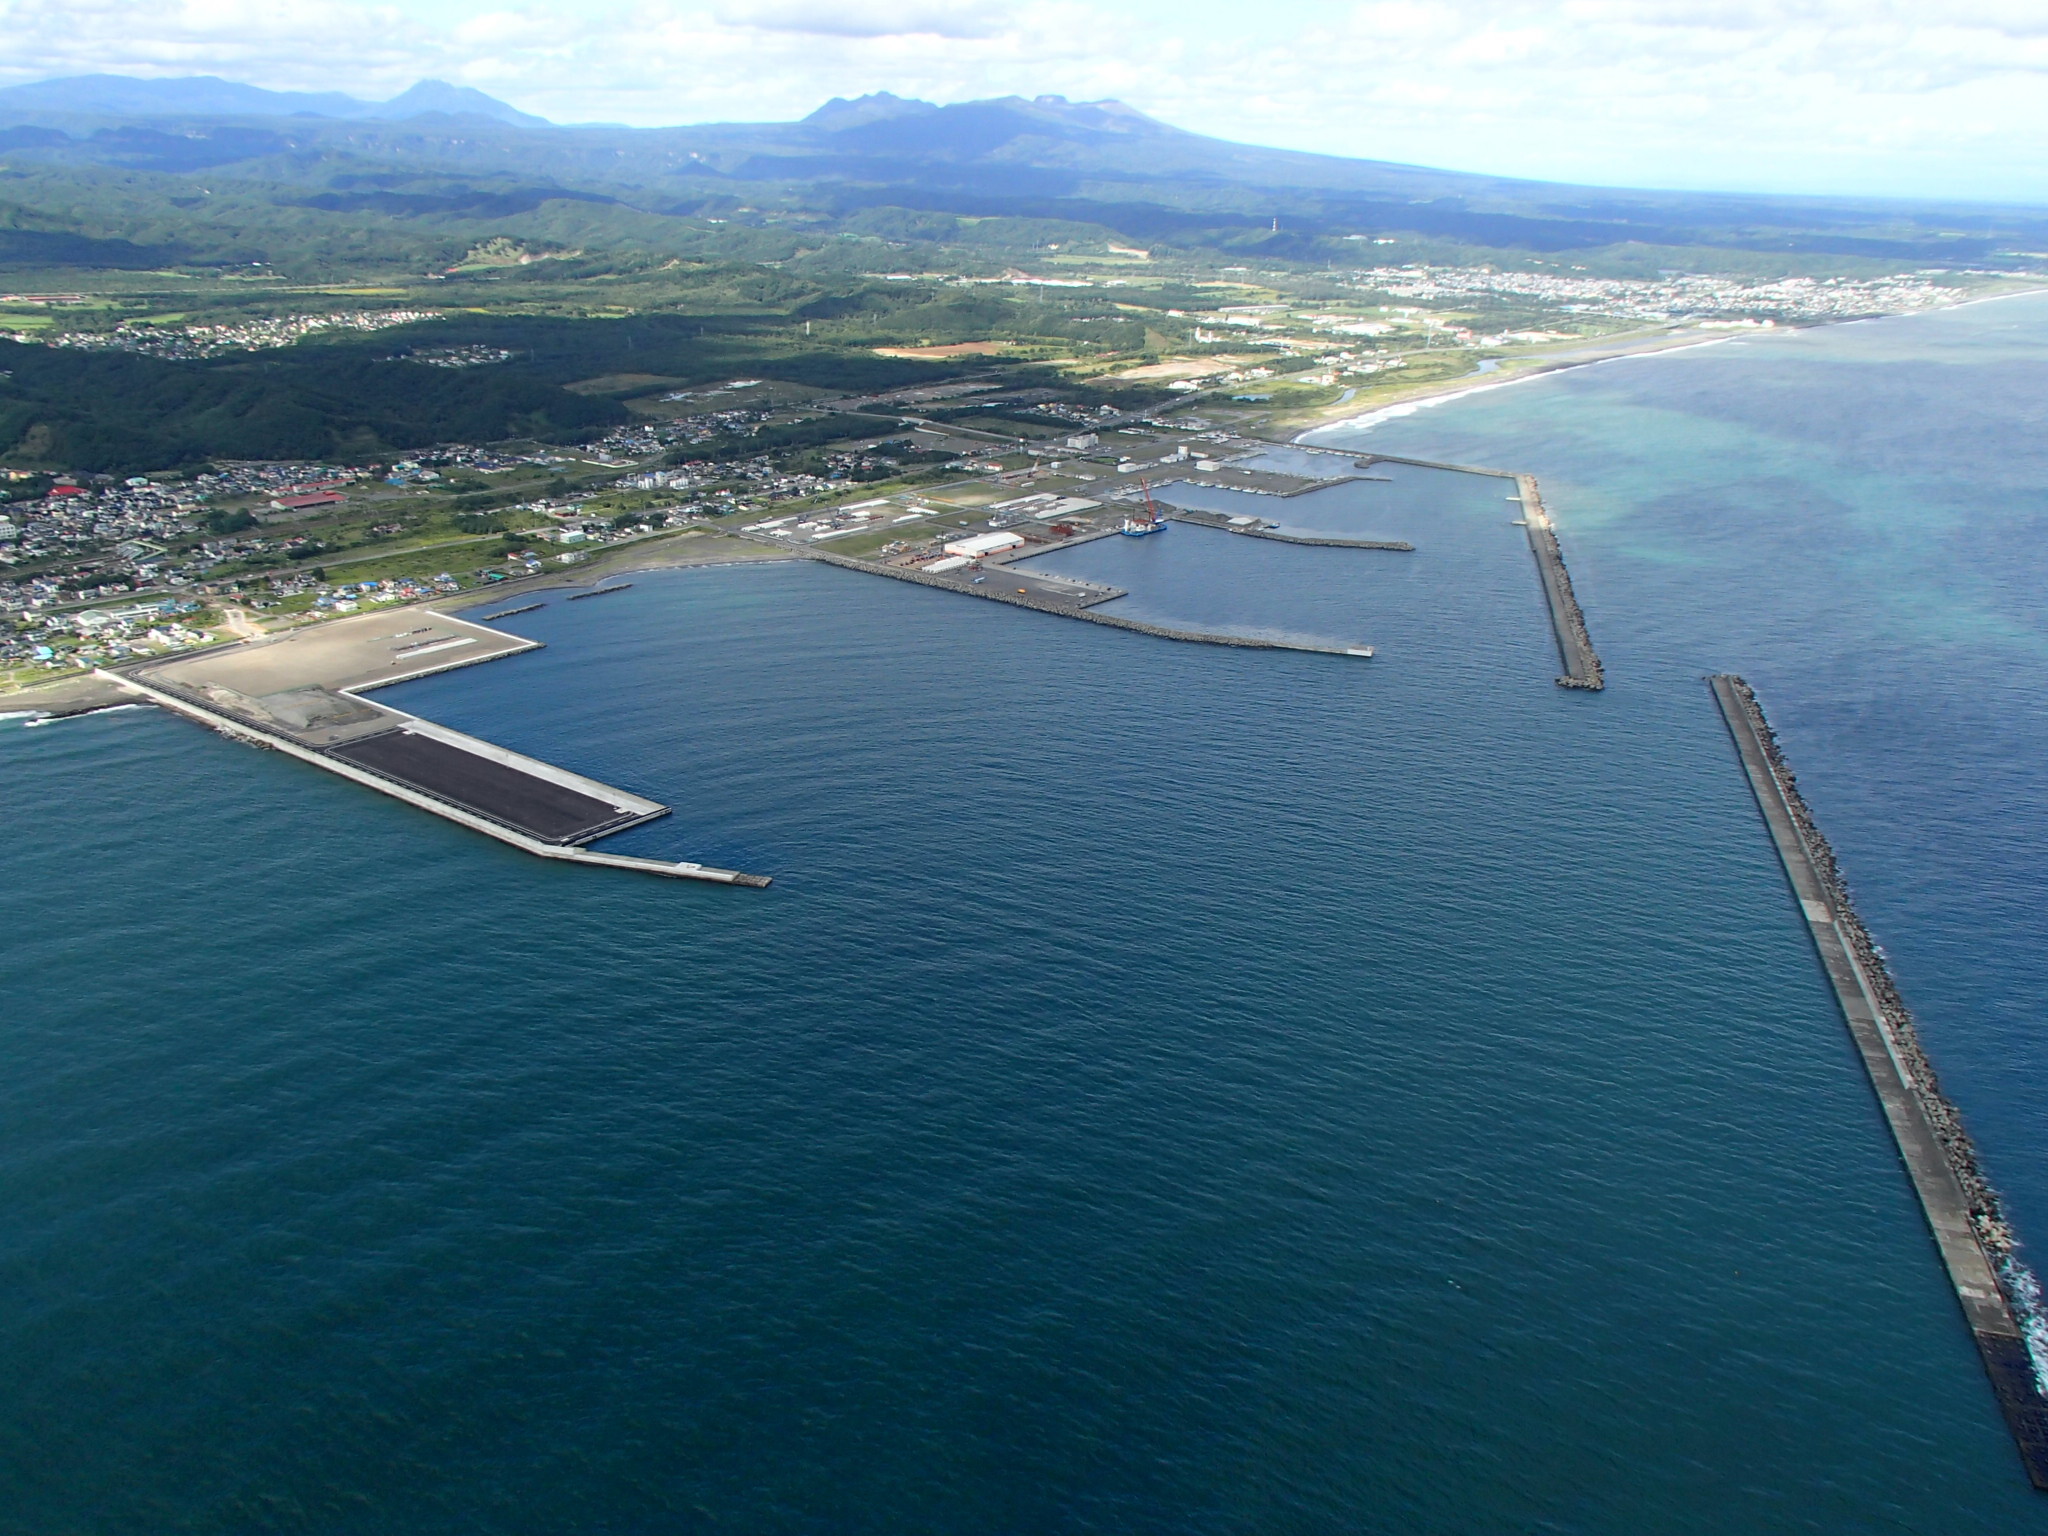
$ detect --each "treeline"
[344,312,955,396]
[667,411,902,464]
[0,299,1185,475]
[0,339,626,474]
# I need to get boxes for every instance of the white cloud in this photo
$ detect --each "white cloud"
[0,0,2046,197]
[715,0,1017,39]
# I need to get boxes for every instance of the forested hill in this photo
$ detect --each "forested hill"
[0,338,622,470]
[0,313,968,474]
[0,80,2044,275]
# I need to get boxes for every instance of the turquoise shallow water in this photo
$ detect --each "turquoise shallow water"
[5,297,2048,1532]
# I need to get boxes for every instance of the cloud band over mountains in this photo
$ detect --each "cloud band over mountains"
[1,0,2046,198]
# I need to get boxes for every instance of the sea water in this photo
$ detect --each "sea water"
[5,296,2048,1533]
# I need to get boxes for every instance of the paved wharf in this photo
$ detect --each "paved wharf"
[97,607,770,886]
[1710,674,2048,1487]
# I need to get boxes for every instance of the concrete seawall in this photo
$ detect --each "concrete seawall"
[1335,452,1603,689]
[1159,507,1415,551]
[1710,674,2048,1487]
[805,549,1375,658]
[101,668,771,887]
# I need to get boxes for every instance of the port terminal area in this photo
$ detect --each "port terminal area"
[99,607,770,885]
[728,424,1597,681]
[76,422,1599,874]
[726,427,1413,657]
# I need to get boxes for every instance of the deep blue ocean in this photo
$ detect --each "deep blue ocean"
[7,295,2048,1533]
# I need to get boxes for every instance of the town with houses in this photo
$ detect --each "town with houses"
[0,262,2002,689]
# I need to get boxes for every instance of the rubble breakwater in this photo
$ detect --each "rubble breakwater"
[1711,674,2048,1488]
[1515,475,1603,690]
[1333,451,1604,690]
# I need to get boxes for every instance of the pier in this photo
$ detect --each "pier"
[1514,475,1603,689]
[100,608,770,887]
[1157,505,1414,551]
[805,548,1374,658]
[1288,448,1603,689]
[1710,674,2048,1486]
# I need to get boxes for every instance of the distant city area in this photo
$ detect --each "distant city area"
[1,74,2038,699]
[0,252,2009,685]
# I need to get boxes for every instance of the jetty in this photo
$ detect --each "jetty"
[99,607,770,887]
[1158,505,1414,551]
[805,547,1374,658]
[1513,475,1603,689]
[1710,674,2048,1486]
[1342,451,1604,690]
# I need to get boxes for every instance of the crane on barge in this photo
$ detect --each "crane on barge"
[1121,478,1168,536]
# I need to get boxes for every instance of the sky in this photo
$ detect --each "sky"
[4,0,2048,202]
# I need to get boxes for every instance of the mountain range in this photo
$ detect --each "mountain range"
[0,75,547,127]
[0,76,2043,273]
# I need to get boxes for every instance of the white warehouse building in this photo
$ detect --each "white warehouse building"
[941,531,1026,559]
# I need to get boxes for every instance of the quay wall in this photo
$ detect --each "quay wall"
[803,549,1374,658]
[1355,451,1519,480]
[1148,473,1363,500]
[1159,509,1413,551]
[99,670,770,887]
[1710,674,2048,1487]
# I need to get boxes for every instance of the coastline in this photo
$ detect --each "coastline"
[1287,331,1737,442]
[435,537,799,615]
[1281,285,2048,444]
[0,536,798,719]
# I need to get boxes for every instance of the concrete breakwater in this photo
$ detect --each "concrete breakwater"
[1320,451,1603,689]
[1514,475,1604,690]
[1356,451,1519,481]
[805,549,1374,658]
[1158,506,1415,551]
[96,608,772,887]
[108,670,770,886]
[1710,674,2048,1488]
